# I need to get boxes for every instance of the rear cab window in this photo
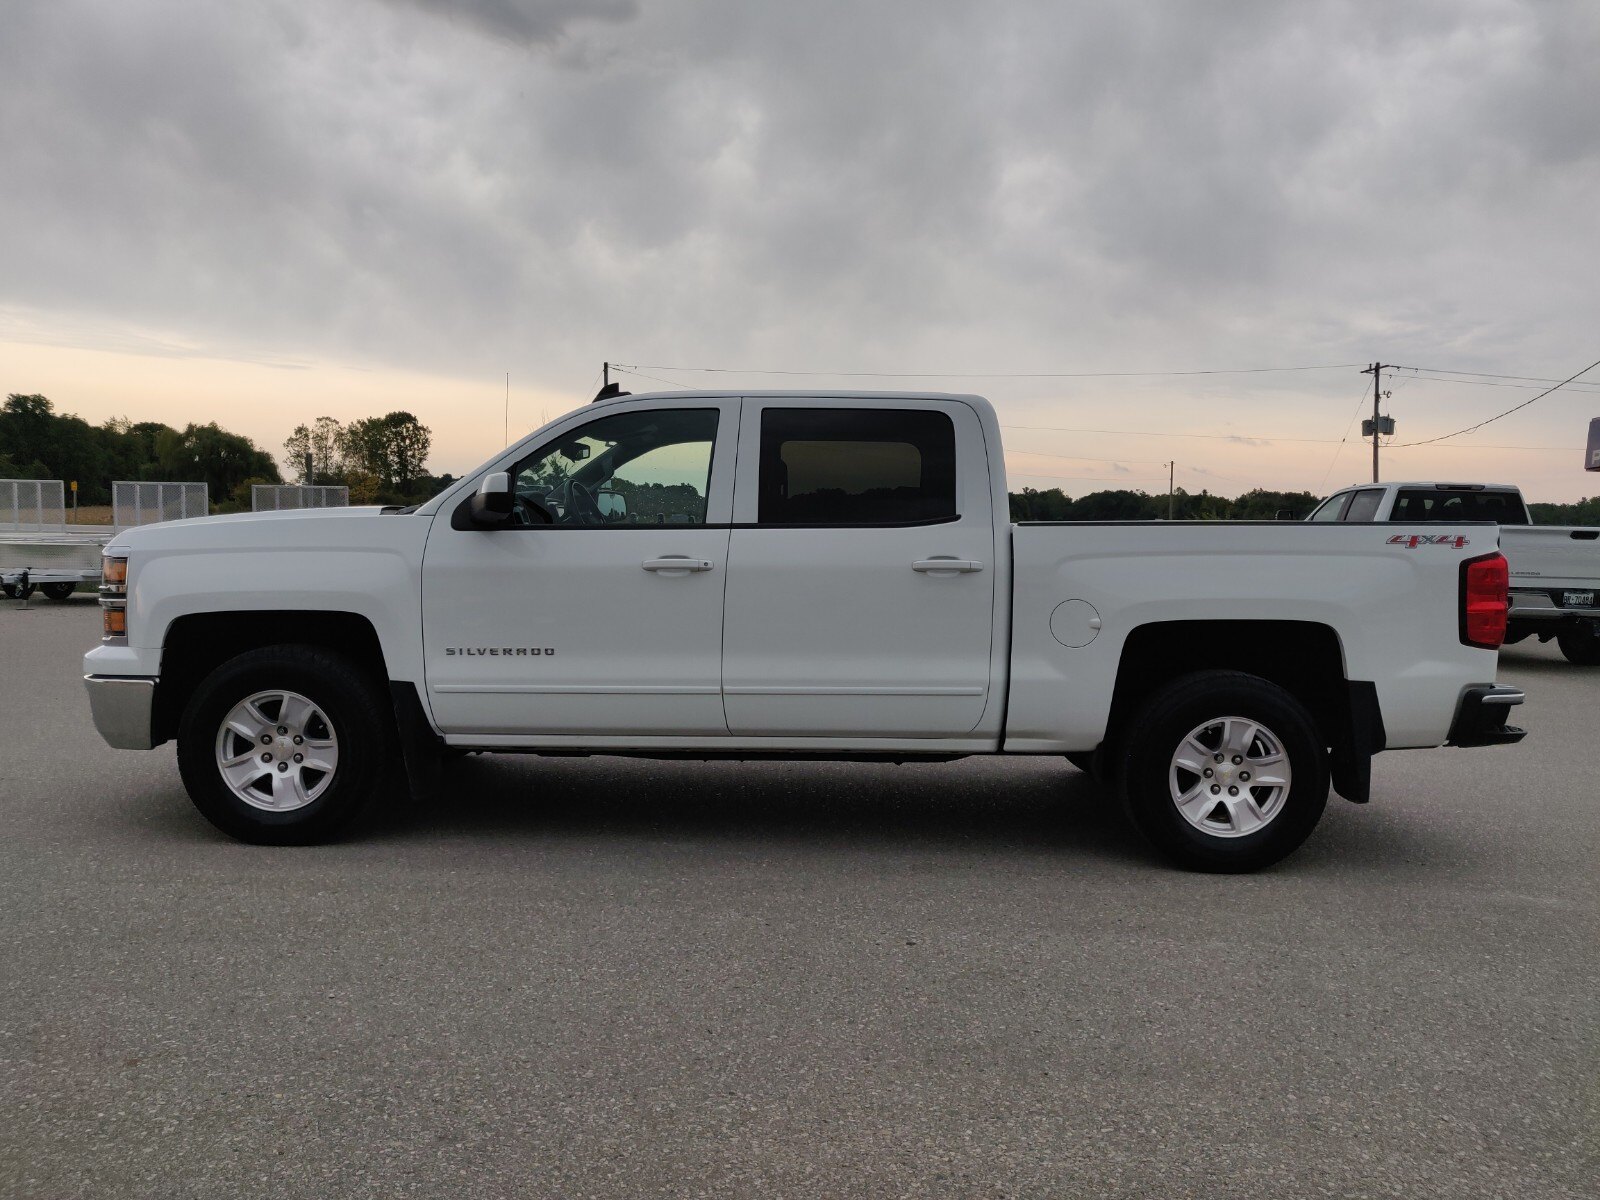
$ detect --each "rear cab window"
[1390,488,1529,525]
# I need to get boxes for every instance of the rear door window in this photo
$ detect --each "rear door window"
[757,409,957,525]
[1342,489,1384,522]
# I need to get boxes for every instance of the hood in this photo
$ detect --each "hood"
[105,506,397,555]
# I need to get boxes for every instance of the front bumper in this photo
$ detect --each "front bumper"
[1446,684,1527,748]
[84,675,159,750]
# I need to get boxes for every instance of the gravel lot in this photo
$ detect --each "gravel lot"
[3,595,1595,1198]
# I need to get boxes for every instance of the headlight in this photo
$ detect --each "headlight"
[101,555,128,592]
[100,555,128,641]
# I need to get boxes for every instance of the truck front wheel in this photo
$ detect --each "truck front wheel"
[1116,671,1329,872]
[176,645,393,844]
[1556,622,1600,666]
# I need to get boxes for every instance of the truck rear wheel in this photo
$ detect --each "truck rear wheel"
[176,644,393,844]
[1556,623,1600,666]
[1116,671,1328,872]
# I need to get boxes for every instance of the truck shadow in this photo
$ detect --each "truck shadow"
[1498,645,1594,677]
[364,754,1163,866]
[350,754,1456,875]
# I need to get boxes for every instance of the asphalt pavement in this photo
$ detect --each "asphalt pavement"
[2,594,1595,1198]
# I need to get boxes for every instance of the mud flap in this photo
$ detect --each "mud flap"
[1331,680,1384,804]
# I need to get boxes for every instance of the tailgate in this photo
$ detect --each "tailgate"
[1503,526,1600,592]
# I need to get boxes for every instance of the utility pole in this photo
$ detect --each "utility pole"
[603,361,610,388]
[1361,363,1395,482]
[1167,461,1175,520]
[504,372,510,447]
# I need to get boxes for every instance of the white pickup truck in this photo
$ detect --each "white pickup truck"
[84,390,1527,871]
[1310,481,1600,665]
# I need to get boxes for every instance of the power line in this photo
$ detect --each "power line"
[614,363,1587,457]
[1385,442,1574,452]
[1317,382,1378,493]
[1391,364,1600,389]
[611,361,1364,380]
[611,364,695,390]
[1395,357,1600,447]
[1009,471,1168,484]
[1386,372,1600,393]
[1001,423,1342,444]
[1005,448,1170,466]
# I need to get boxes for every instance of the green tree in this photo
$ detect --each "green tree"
[1229,488,1322,521]
[1530,497,1600,525]
[154,423,280,499]
[1,394,111,503]
[338,411,431,492]
[1067,489,1157,520]
[283,416,346,484]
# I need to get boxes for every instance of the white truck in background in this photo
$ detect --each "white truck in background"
[84,391,1527,871]
[1310,481,1600,665]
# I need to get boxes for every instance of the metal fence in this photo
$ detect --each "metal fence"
[251,484,350,511]
[113,481,209,529]
[0,479,66,530]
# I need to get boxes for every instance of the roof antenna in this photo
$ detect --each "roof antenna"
[592,361,631,403]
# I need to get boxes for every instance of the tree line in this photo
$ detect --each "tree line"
[1008,485,1600,524]
[1008,486,1324,521]
[0,394,448,510]
[0,393,279,507]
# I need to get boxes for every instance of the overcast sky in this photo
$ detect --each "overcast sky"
[3,0,1598,498]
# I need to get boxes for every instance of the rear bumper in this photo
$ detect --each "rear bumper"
[1508,589,1600,621]
[1445,684,1527,748]
[84,675,158,750]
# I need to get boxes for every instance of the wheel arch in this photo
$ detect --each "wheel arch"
[154,610,391,746]
[1106,619,1383,803]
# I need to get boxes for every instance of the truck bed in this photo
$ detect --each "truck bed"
[1006,521,1499,753]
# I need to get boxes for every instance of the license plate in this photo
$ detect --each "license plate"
[1563,591,1596,607]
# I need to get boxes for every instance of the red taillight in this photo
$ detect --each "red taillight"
[1461,553,1509,649]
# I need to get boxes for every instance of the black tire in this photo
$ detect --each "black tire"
[41,582,77,601]
[3,583,34,600]
[1556,624,1600,666]
[177,644,394,844]
[1114,670,1329,873]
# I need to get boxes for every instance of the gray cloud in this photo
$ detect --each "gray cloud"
[3,0,1597,434]
[385,0,637,46]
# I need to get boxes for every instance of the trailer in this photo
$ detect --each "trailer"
[3,479,207,601]
[0,528,114,599]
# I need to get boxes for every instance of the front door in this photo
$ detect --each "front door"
[421,400,738,738]
[720,400,996,738]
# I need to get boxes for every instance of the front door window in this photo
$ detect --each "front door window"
[511,408,718,526]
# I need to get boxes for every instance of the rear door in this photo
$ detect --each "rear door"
[720,399,996,738]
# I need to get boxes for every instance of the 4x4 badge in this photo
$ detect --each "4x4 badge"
[1387,534,1470,549]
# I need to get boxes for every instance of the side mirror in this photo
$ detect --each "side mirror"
[469,472,515,527]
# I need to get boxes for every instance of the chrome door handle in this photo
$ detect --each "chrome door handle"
[642,556,714,573]
[912,558,984,574]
